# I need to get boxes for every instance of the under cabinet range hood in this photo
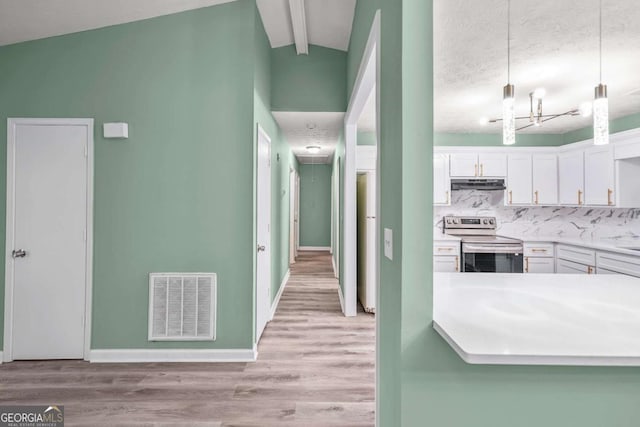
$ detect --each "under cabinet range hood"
[451,178,506,191]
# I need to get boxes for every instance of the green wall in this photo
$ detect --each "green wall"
[563,111,640,144]
[298,164,332,247]
[271,44,348,112]
[357,131,377,146]
[0,0,279,351]
[349,2,640,426]
[253,8,294,307]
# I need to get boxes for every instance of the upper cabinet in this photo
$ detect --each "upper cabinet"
[558,150,585,205]
[450,153,506,177]
[506,154,532,205]
[434,153,451,206]
[532,154,558,205]
[584,145,614,206]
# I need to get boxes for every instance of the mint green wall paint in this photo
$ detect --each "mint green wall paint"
[299,164,332,247]
[0,1,259,350]
[357,131,377,146]
[253,7,292,307]
[349,2,404,425]
[434,133,565,147]
[271,44,347,112]
[563,111,640,144]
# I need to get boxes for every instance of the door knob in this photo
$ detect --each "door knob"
[257,245,266,252]
[12,249,27,258]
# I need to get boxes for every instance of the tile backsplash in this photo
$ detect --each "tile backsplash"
[434,190,640,241]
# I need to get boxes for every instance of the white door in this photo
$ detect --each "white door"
[558,150,585,205]
[295,172,300,257]
[289,168,296,265]
[449,154,478,177]
[256,126,271,341]
[6,119,92,360]
[584,145,615,206]
[364,172,376,311]
[433,153,450,205]
[532,154,558,205]
[478,153,507,177]
[506,154,532,205]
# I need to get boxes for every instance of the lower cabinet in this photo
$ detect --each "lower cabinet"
[524,242,555,273]
[434,240,460,273]
[557,258,594,274]
[525,257,555,273]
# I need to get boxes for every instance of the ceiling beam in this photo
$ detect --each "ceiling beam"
[288,0,308,55]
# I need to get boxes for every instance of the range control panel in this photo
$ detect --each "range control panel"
[443,216,496,230]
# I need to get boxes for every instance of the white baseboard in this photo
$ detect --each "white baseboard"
[89,347,257,363]
[338,286,345,314]
[299,246,331,251]
[270,269,290,321]
[0,351,3,364]
[332,255,338,278]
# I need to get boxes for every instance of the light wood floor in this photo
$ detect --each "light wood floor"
[0,251,375,426]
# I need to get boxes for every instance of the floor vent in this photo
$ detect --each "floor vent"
[148,273,216,341]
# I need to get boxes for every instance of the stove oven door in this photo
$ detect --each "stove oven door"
[462,244,524,273]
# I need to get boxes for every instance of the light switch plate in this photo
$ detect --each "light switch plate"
[384,228,393,260]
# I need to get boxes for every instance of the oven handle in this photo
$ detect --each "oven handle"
[462,244,523,254]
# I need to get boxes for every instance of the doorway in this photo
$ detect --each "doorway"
[289,167,300,265]
[256,125,272,342]
[4,118,94,361]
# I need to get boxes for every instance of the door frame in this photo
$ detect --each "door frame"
[255,123,271,343]
[343,11,380,318]
[289,167,296,265]
[3,118,94,362]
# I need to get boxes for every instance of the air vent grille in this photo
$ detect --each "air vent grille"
[148,273,216,341]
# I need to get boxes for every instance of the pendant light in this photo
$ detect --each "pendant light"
[593,0,609,145]
[503,0,516,145]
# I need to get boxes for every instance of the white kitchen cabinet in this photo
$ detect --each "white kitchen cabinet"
[506,154,532,205]
[532,154,558,205]
[433,153,451,205]
[558,150,585,205]
[584,145,615,206]
[478,153,507,177]
[524,242,555,274]
[557,259,594,274]
[449,153,506,177]
[596,251,640,277]
[434,240,460,273]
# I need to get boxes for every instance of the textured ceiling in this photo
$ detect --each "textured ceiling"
[435,0,640,134]
[0,0,235,46]
[257,0,356,51]
[272,112,344,164]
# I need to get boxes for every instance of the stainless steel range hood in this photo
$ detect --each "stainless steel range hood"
[451,179,506,191]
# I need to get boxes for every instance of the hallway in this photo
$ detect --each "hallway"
[0,251,375,426]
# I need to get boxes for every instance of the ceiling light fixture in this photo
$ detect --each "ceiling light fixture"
[306,145,321,154]
[502,0,516,145]
[593,0,609,145]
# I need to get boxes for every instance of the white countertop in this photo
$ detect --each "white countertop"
[433,273,640,366]
[433,232,461,242]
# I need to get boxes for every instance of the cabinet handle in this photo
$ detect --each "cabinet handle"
[446,190,450,205]
[525,257,529,273]
[578,189,583,205]
[455,256,459,272]
[608,188,613,206]
[480,164,484,177]
[474,164,478,177]
[534,190,539,205]
[508,190,513,205]
[587,266,593,274]
[438,247,454,252]
[531,248,547,253]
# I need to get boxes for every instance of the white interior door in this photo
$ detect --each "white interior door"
[365,171,376,311]
[256,126,271,342]
[295,172,300,257]
[6,119,92,360]
[289,168,296,265]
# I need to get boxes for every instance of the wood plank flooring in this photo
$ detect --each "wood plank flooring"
[0,251,375,426]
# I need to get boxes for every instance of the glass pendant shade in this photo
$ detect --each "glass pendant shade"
[593,84,609,146]
[503,84,516,145]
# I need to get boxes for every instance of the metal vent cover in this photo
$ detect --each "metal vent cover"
[148,273,216,341]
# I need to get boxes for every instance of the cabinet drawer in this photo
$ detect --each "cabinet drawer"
[596,251,640,278]
[524,242,555,258]
[556,258,594,274]
[524,257,555,273]
[557,244,596,266]
[434,241,460,255]
[433,255,460,273]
